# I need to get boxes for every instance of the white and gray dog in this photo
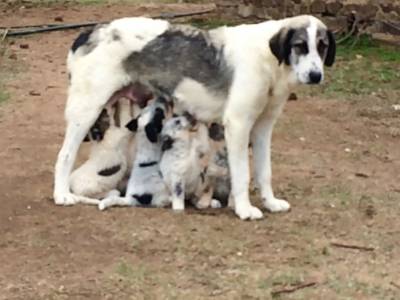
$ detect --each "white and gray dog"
[159,113,222,210]
[55,15,335,220]
[99,97,171,210]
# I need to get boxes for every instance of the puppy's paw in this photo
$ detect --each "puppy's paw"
[210,199,222,209]
[98,201,107,211]
[264,198,291,213]
[54,193,77,206]
[172,199,185,211]
[235,204,263,220]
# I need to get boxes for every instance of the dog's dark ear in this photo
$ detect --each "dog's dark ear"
[145,108,165,143]
[325,30,336,67]
[269,28,295,65]
[183,111,197,127]
[208,123,225,141]
[125,118,138,132]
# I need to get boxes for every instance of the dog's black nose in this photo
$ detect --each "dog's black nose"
[308,71,322,84]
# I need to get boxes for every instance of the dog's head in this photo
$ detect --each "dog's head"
[126,96,171,143]
[160,112,197,151]
[269,16,336,85]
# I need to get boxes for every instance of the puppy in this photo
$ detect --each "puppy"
[98,97,171,210]
[70,102,134,203]
[160,114,221,210]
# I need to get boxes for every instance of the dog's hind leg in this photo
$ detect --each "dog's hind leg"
[54,107,103,205]
[250,101,290,213]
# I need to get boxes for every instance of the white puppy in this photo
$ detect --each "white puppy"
[69,102,134,204]
[160,113,222,210]
[98,97,171,210]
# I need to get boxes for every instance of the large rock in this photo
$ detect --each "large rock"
[341,0,377,20]
[238,3,255,18]
[311,0,326,14]
[326,0,343,16]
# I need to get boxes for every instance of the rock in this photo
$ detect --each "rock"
[19,43,29,49]
[326,0,343,16]
[311,0,326,14]
[341,0,377,20]
[54,16,64,22]
[238,3,255,18]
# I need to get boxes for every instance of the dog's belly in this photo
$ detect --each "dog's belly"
[173,78,226,122]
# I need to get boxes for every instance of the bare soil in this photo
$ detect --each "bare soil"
[0,3,399,299]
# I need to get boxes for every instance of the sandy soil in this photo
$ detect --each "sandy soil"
[0,3,399,299]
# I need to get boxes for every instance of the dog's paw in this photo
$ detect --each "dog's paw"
[54,193,77,206]
[172,198,185,211]
[235,204,263,220]
[210,199,222,209]
[264,198,291,213]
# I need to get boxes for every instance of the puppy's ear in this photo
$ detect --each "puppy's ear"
[125,117,138,132]
[183,111,197,127]
[145,123,159,143]
[208,123,225,141]
[325,30,336,67]
[161,135,174,151]
[269,28,295,65]
[153,107,165,132]
[144,108,165,143]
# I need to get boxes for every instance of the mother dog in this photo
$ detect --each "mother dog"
[54,15,335,220]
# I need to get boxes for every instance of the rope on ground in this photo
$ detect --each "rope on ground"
[1,8,215,37]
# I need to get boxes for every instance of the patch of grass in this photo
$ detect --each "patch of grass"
[0,42,11,105]
[190,18,238,29]
[114,260,151,284]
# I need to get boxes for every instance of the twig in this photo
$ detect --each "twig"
[331,242,374,251]
[2,8,215,37]
[337,14,360,45]
[390,281,400,289]
[271,282,317,297]
[1,29,8,41]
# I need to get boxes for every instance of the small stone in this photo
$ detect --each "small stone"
[54,16,64,22]
[19,43,29,49]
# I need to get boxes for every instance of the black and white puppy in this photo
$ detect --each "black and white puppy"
[98,97,171,210]
[159,113,221,210]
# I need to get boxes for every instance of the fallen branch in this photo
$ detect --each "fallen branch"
[271,282,317,297]
[2,8,215,37]
[337,13,360,45]
[331,242,374,251]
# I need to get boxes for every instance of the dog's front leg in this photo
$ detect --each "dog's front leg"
[224,86,264,220]
[250,102,290,212]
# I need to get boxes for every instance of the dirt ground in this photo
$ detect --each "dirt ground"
[0,2,399,299]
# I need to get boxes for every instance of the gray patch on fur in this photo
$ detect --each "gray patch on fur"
[123,25,233,96]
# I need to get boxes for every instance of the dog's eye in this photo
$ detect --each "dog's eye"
[175,120,181,125]
[318,40,327,55]
[293,42,308,54]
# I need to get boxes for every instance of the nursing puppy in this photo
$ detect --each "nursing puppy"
[69,102,134,204]
[98,97,171,210]
[160,113,222,210]
[55,15,335,220]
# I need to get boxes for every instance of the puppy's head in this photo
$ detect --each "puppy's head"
[128,96,170,143]
[160,113,196,151]
[269,16,336,85]
[84,109,111,142]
